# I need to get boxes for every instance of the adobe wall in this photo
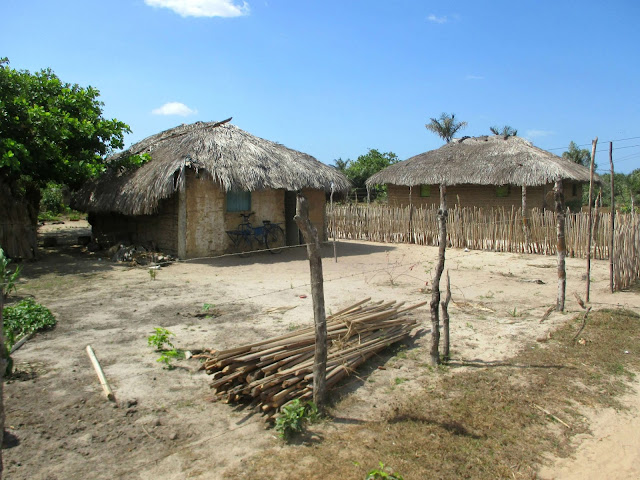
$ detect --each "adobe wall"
[387,181,582,211]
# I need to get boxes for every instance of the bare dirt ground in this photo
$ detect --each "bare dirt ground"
[3,220,639,479]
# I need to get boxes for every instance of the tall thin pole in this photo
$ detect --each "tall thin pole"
[586,137,597,302]
[555,179,566,311]
[430,184,447,365]
[609,142,615,293]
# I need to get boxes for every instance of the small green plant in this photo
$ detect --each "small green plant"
[148,327,174,350]
[148,267,158,281]
[147,327,183,369]
[1,248,21,300]
[507,307,521,318]
[365,462,404,480]
[3,298,56,349]
[394,377,407,385]
[202,303,213,312]
[274,399,318,441]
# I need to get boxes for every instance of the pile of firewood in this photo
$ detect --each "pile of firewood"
[196,298,426,419]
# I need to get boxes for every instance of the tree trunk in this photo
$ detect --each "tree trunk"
[440,270,451,362]
[0,283,5,476]
[293,193,327,411]
[430,185,447,366]
[586,138,597,302]
[0,180,39,260]
[555,179,566,311]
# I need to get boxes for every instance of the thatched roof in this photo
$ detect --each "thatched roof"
[76,121,350,215]
[367,135,597,188]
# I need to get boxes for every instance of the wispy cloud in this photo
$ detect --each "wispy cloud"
[466,74,484,80]
[144,0,249,18]
[525,129,555,139]
[152,102,198,116]
[427,14,448,24]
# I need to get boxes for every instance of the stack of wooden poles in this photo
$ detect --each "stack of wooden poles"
[196,298,426,420]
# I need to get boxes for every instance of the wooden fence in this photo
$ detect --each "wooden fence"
[327,204,640,291]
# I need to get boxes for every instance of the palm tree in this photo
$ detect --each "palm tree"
[425,113,468,143]
[490,125,518,137]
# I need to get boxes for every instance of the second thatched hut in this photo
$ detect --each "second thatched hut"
[75,121,350,259]
[366,135,594,211]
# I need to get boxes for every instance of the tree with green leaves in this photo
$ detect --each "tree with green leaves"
[334,149,399,199]
[562,141,592,168]
[489,125,518,137]
[425,113,468,143]
[0,59,132,258]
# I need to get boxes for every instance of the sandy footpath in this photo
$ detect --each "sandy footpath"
[2,220,639,479]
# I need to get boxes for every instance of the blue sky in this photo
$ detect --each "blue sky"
[2,0,639,174]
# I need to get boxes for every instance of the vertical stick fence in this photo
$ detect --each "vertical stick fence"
[328,204,640,292]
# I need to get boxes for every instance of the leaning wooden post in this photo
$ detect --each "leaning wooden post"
[440,270,451,362]
[430,184,447,365]
[586,137,597,302]
[555,179,567,311]
[609,142,615,293]
[294,193,328,410]
[522,185,531,253]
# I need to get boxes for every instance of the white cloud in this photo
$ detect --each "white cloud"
[466,74,484,80]
[144,0,249,18]
[427,14,448,24]
[152,102,198,116]
[526,129,555,138]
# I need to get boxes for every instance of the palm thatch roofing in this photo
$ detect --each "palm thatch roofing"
[366,135,597,188]
[76,121,350,216]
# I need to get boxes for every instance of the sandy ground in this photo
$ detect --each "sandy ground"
[3,220,639,479]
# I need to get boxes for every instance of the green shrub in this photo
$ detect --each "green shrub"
[3,298,56,349]
[147,327,174,350]
[40,182,65,214]
[274,399,318,441]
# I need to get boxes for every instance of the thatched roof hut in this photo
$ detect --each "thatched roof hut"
[367,135,595,188]
[76,121,349,258]
[77,120,350,216]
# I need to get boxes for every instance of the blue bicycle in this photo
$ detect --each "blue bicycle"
[226,213,285,255]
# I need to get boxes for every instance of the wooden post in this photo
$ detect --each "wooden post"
[86,345,115,401]
[408,186,414,244]
[440,270,451,362]
[294,193,327,410]
[609,142,615,293]
[522,185,531,252]
[555,179,566,311]
[586,137,597,302]
[430,184,447,366]
[330,183,337,263]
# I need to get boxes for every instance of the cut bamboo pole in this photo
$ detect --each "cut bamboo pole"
[86,345,115,401]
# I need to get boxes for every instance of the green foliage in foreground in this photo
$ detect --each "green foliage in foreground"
[2,298,56,349]
[275,399,319,441]
[148,327,183,369]
[366,462,404,480]
[1,247,21,299]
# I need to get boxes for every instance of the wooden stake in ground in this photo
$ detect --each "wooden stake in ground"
[586,137,598,302]
[86,345,115,401]
[294,193,328,411]
[330,183,337,263]
[440,270,451,362]
[430,184,447,366]
[609,142,615,293]
[522,185,531,252]
[555,178,566,311]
